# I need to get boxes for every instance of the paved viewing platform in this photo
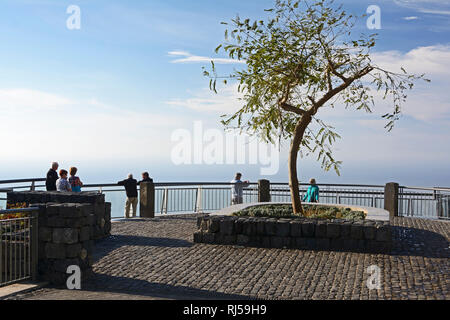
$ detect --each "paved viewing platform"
[5,214,450,300]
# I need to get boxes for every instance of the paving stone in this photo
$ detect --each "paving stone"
[7,215,449,301]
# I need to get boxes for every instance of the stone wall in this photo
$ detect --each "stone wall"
[29,202,95,285]
[194,215,392,253]
[7,191,111,240]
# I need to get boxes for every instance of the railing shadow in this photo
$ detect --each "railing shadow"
[93,234,193,262]
[389,225,449,259]
[50,273,253,300]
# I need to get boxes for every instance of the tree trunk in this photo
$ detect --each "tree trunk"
[289,115,312,215]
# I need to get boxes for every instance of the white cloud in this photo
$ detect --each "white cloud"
[166,83,243,114]
[402,16,419,20]
[168,51,245,64]
[394,0,450,15]
[370,45,450,121]
[0,89,185,163]
[166,45,450,123]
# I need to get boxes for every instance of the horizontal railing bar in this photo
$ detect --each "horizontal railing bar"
[0,178,45,184]
[271,182,385,188]
[400,186,450,192]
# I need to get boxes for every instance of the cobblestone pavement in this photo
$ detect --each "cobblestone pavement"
[6,215,450,300]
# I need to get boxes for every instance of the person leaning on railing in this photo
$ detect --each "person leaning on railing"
[46,162,59,191]
[118,174,138,218]
[231,172,250,205]
[56,169,72,192]
[69,166,83,192]
[303,178,319,203]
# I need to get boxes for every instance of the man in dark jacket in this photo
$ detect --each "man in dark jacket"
[138,172,153,185]
[118,174,138,218]
[46,162,59,191]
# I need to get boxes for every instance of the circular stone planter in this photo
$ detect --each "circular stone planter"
[194,202,392,253]
[211,202,390,222]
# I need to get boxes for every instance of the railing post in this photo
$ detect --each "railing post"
[139,182,155,218]
[384,182,399,220]
[258,179,271,202]
[30,181,35,191]
[30,210,38,281]
[195,186,202,213]
[161,188,168,215]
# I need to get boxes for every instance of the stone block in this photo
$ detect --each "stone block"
[376,225,392,242]
[38,227,52,242]
[290,221,302,237]
[276,219,290,237]
[66,243,82,258]
[330,238,345,250]
[326,222,341,238]
[234,218,245,234]
[79,226,91,242]
[220,218,235,235]
[340,222,352,238]
[45,243,66,259]
[261,236,271,248]
[293,237,307,249]
[77,203,93,217]
[193,231,203,243]
[60,204,83,218]
[236,234,250,246]
[47,217,66,228]
[209,217,220,233]
[256,219,265,235]
[64,218,83,228]
[315,221,327,238]
[316,238,330,250]
[301,221,315,237]
[46,204,60,216]
[271,236,284,248]
[202,232,216,244]
[306,238,317,249]
[265,219,277,236]
[350,223,364,240]
[243,218,257,236]
[82,240,94,254]
[196,217,203,228]
[222,235,236,245]
[53,228,78,244]
[86,214,95,226]
[363,224,376,240]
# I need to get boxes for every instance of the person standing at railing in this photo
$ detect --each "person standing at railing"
[56,169,72,192]
[138,172,153,185]
[231,173,250,205]
[46,162,59,191]
[69,167,83,192]
[303,178,319,203]
[118,174,138,218]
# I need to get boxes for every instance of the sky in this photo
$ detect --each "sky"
[0,0,449,187]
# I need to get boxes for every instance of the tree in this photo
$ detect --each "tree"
[204,0,428,215]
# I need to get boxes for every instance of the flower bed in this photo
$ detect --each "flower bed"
[233,204,366,220]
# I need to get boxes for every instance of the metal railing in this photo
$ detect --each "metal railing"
[1,178,449,219]
[399,186,450,219]
[0,207,39,287]
[270,183,385,208]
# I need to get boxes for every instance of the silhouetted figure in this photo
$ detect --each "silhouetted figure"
[118,174,138,218]
[46,162,59,191]
[231,172,250,205]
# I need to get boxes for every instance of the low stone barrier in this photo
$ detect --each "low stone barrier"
[29,202,95,286]
[7,191,111,240]
[194,214,392,253]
